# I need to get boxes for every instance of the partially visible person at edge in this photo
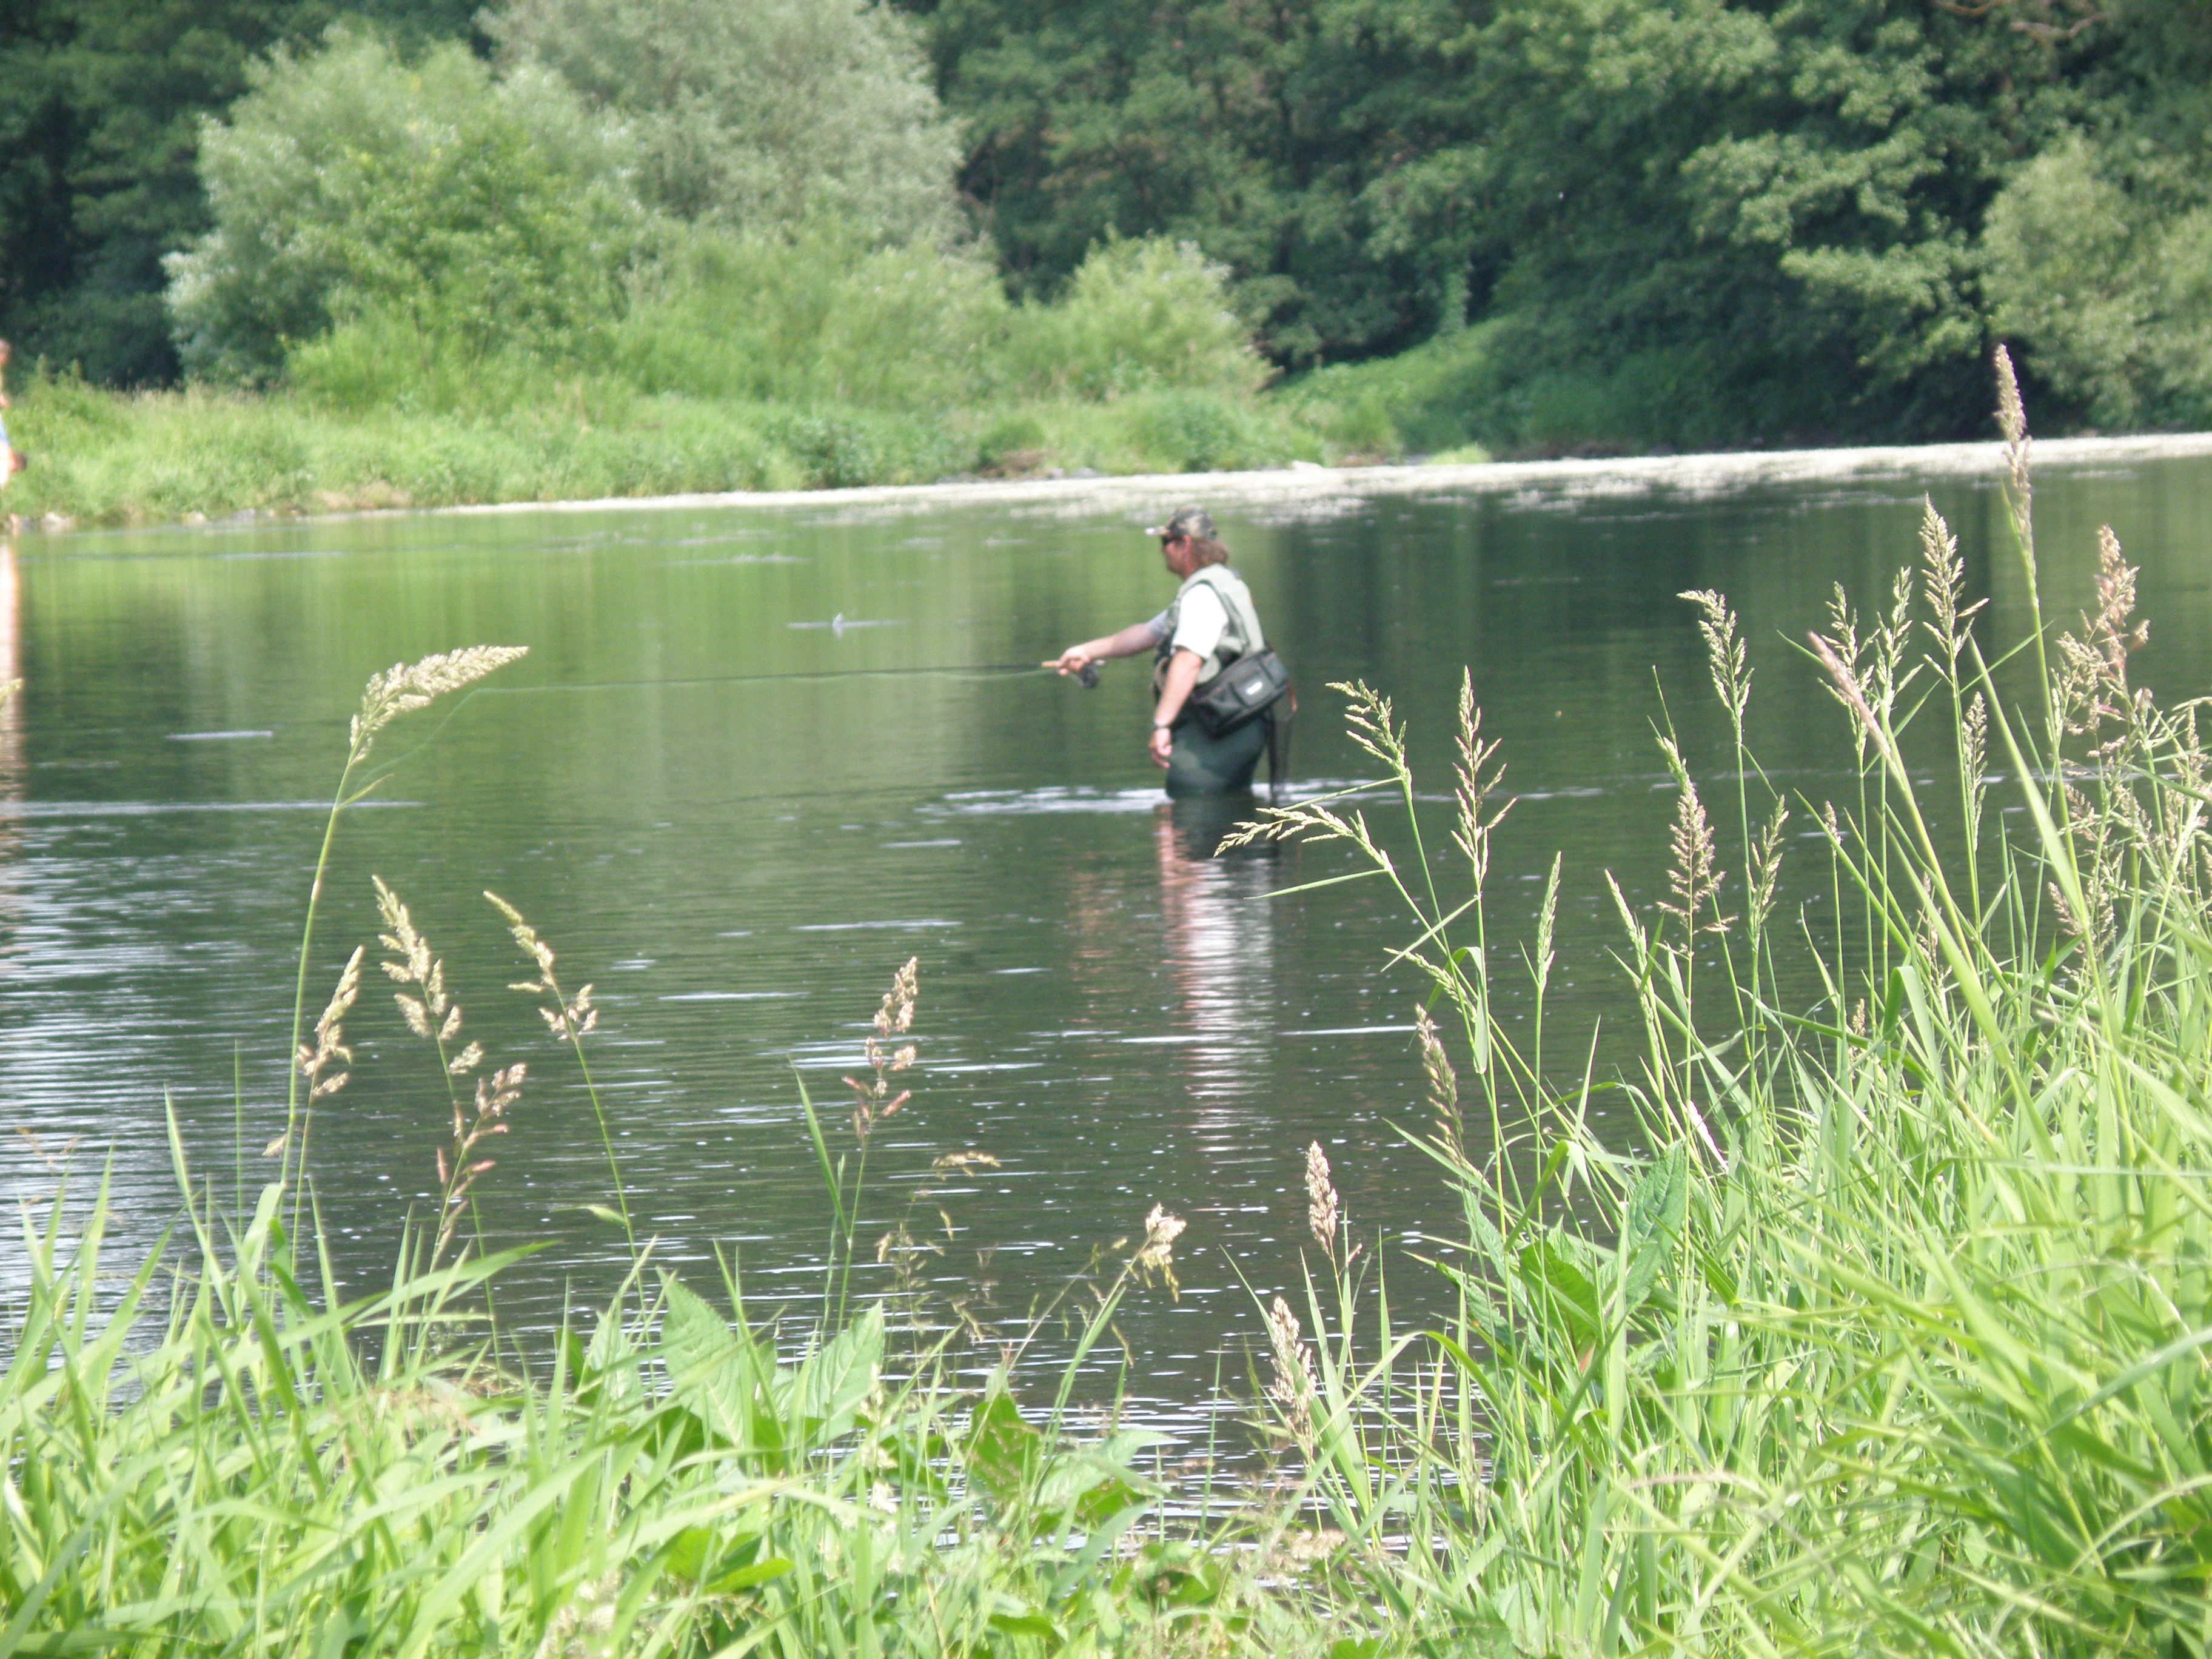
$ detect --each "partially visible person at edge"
[0,339,24,496]
[1047,506,1275,797]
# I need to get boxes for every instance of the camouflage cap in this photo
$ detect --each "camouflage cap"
[1144,506,1218,542]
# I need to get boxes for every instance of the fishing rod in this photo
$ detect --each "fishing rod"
[470,660,1105,695]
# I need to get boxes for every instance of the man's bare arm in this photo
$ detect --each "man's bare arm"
[1147,649,1203,767]
[1046,620,1161,675]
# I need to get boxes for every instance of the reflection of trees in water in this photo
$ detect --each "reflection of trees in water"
[1153,797,1281,1137]
[0,543,18,779]
[0,541,19,920]
[1061,853,1127,979]
[0,539,66,1297]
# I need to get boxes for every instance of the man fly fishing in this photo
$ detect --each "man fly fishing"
[1046,506,1292,797]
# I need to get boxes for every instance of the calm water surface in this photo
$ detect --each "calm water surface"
[7,456,2212,1438]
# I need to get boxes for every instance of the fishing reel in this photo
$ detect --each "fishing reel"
[1076,660,1101,689]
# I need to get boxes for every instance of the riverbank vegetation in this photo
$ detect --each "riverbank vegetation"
[5,2,2212,524]
[1230,362,2212,1651]
[0,4,1338,526]
[11,365,2212,1654]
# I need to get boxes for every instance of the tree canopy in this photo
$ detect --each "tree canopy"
[5,0,2212,446]
[0,0,472,385]
[913,0,2212,441]
[164,28,642,384]
[485,0,962,247]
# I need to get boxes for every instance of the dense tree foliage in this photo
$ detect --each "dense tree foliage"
[1979,6,2212,431]
[165,29,642,383]
[0,0,472,384]
[914,0,2212,442]
[485,0,961,247]
[8,0,2212,448]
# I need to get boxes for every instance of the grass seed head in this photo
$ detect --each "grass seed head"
[1996,345,2030,478]
[1266,1294,1318,1442]
[485,890,557,980]
[1450,672,1510,885]
[375,877,468,1053]
[1809,631,1893,765]
[1533,851,1561,996]
[1304,1141,1339,1254]
[931,1149,1000,1173]
[298,944,364,1101]
[1135,1204,1186,1294]
[1332,679,1410,773]
[1877,564,1914,703]
[1750,799,1789,936]
[1919,498,1985,665]
[1655,751,1729,939]
[435,1061,526,1262]
[849,957,921,1142]
[874,956,919,1037]
[486,891,596,1039]
[1678,588,1751,728]
[2057,525,2150,751]
[1996,345,2037,553]
[349,645,528,764]
[1415,1006,1460,1148]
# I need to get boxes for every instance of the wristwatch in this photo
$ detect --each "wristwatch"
[1152,720,1173,731]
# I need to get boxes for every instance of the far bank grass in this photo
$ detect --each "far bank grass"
[0,370,1357,529]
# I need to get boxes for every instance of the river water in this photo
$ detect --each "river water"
[5,448,2212,1438]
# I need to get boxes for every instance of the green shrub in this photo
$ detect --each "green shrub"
[764,407,971,488]
[165,27,646,385]
[1275,321,1786,459]
[1984,134,2212,431]
[617,227,1011,410]
[1008,238,1271,401]
[974,411,1048,473]
[1272,324,1498,457]
[1125,390,1267,472]
[152,28,1303,468]
[289,309,642,424]
[967,390,1315,475]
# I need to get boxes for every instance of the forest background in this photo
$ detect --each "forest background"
[1,0,2210,518]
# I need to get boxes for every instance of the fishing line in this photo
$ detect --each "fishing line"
[144,662,1109,797]
[334,661,1105,791]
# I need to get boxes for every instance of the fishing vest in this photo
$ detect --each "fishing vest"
[1153,563,1266,693]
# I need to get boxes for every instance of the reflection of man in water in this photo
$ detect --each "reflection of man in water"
[1047,507,1276,796]
[1153,796,1278,1124]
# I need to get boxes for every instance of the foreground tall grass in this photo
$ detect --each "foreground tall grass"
[0,652,1285,1657]
[5,950,1273,1656]
[9,355,2212,1655]
[1236,354,2212,1655]
[1,1162,1272,1657]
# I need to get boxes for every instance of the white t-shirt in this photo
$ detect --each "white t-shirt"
[1165,583,1228,663]
[1145,571,1259,685]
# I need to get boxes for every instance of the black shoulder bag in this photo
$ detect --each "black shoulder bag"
[1188,648,1292,737]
